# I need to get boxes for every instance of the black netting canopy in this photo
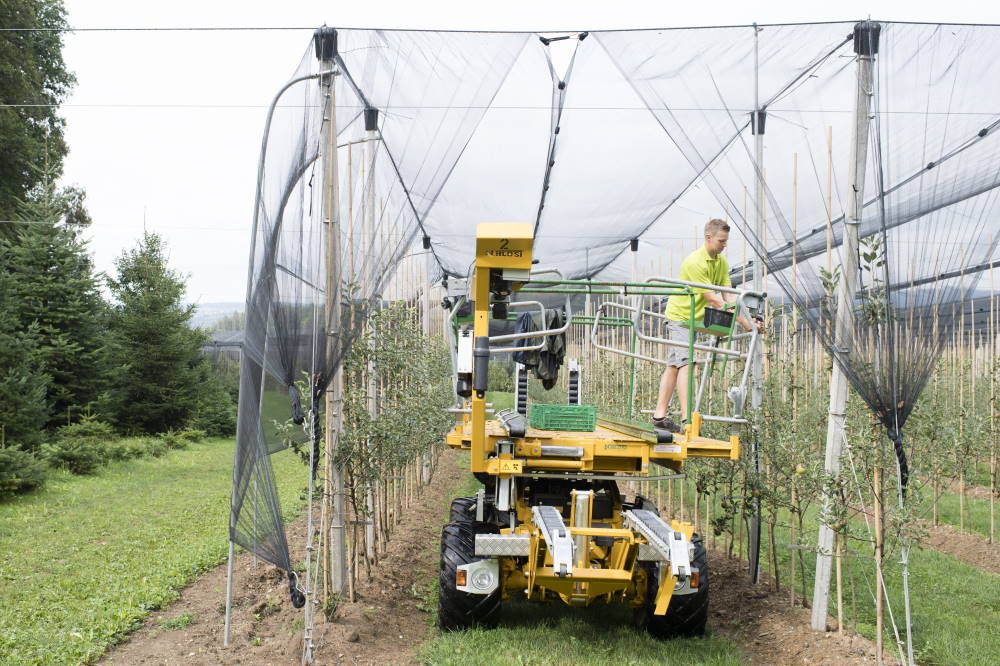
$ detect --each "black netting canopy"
[232,20,1000,579]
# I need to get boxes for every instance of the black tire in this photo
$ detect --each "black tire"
[449,496,476,522]
[634,534,709,639]
[438,520,501,631]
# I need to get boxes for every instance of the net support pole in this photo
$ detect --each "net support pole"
[748,23,764,585]
[223,539,235,645]
[317,26,348,633]
[811,20,879,632]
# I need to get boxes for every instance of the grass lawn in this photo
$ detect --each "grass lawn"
[929,486,996,539]
[0,438,306,666]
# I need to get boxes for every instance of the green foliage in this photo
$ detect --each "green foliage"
[177,427,207,443]
[187,365,237,437]
[142,437,168,458]
[105,232,210,434]
[487,359,513,392]
[158,430,189,450]
[158,612,195,630]
[338,304,453,518]
[51,415,118,473]
[40,434,104,474]
[0,439,304,664]
[40,416,115,474]
[56,415,116,443]
[0,446,48,500]
[0,0,76,227]
[2,164,107,427]
[0,257,50,449]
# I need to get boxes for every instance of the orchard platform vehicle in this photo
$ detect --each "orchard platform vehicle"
[439,223,764,637]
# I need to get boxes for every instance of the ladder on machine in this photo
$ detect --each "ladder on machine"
[589,276,764,438]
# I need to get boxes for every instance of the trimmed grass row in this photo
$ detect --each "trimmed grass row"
[0,438,306,666]
[669,474,1000,666]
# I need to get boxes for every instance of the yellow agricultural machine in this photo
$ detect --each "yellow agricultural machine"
[438,223,764,637]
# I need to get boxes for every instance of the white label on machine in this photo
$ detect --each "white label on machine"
[653,444,681,454]
[457,330,473,374]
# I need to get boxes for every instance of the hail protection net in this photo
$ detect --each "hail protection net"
[233,21,1000,574]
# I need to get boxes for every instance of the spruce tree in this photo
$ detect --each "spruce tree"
[3,169,107,426]
[0,256,50,449]
[0,0,76,230]
[106,232,207,433]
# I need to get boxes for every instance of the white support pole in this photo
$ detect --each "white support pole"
[364,109,378,566]
[314,32,347,666]
[749,22,764,585]
[811,21,880,632]
[223,539,235,645]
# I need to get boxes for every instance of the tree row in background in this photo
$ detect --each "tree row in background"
[0,168,236,499]
[0,0,236,500]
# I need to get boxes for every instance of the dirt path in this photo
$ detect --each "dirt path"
[98,449,468,666]
[98,450,887,665]
[709,554,892,665]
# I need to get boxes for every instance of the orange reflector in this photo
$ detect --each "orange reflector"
[690,571,700,589]
[456,569,467,586]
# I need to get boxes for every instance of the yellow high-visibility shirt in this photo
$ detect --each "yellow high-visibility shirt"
[665,245,732,323]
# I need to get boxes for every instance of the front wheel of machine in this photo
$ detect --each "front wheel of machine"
[449,496,476,522]
[438,520,501,631]
[635,534,709,639]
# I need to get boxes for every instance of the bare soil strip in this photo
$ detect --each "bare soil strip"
[98,450,886,665]
[945,478,996,501]
[921,521,1000,576]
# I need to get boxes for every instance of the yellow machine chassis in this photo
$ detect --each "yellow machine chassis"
[443,222,738,620]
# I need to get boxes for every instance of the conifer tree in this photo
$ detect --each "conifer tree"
[0,256,50,449]
[106,232,207,433]
[0,0,75,230]
[3,166,106,426]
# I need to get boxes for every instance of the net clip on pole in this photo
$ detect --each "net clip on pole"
[422,235,431,250]
[313,26,338,60]
[364,107,379,132]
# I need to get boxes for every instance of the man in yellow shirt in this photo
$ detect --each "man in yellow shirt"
[652,218,756,433]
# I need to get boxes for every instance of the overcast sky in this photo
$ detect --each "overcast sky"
[59,0,1000,305]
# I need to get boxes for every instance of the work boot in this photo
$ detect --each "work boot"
[651,415,681,433]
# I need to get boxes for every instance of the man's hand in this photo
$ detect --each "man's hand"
[739,315,764,333]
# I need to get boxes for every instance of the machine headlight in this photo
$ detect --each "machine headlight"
[471,568,496,591]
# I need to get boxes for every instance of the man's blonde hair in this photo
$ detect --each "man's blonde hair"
[705,218,730,236]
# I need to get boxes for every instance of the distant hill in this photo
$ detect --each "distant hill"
[189,302,244,330]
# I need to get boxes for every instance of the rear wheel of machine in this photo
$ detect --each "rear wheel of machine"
[438,520,501,631]
[634,534,709,639]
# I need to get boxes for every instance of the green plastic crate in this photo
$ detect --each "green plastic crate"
[529,404,596,432]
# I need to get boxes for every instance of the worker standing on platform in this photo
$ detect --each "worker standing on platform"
[651,218,757,433]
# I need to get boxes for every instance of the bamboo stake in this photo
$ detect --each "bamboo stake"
[875,461,885,665]
[992,269,997,544]
[835,531,844,634]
